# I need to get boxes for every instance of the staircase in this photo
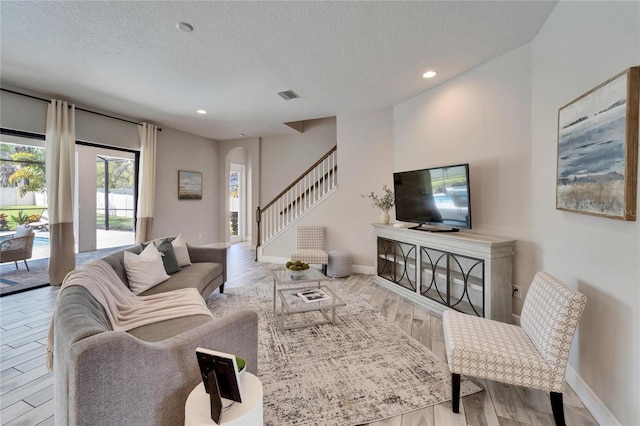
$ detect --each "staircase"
[256,146,337,251]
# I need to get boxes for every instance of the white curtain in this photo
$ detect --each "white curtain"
[135,123,157,244]
[45,100,76,285]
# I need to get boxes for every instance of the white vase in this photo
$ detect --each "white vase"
[379,211,390,225]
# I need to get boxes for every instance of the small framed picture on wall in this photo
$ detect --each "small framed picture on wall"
[178,170,202,200]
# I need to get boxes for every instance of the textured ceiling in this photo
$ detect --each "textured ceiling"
[0,1,557,141]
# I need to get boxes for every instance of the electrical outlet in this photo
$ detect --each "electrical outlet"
[512,285,522,299]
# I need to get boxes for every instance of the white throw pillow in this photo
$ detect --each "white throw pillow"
[172,233,191,267]
[124,243,170,294]
[15,225,33,238]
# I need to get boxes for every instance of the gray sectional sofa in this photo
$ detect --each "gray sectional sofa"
[52,240,259,426]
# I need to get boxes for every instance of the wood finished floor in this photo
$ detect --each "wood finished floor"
[0,242,598,426]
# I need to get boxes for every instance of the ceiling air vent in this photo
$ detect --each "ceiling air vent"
[277,90,299,100]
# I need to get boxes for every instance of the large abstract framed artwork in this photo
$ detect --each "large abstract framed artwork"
[178,170,202,200]
[556,66,639,221]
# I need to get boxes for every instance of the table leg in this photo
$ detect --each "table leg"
[280,304,285,331]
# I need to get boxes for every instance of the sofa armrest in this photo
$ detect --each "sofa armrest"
[67,310,258,426]
[187,244,227,283]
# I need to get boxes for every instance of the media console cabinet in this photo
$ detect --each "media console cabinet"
[372,224,515,323]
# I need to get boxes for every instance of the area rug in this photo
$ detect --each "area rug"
[207,277,481,425]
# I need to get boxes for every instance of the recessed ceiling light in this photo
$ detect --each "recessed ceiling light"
[238,133,245,137]
[422,70,437,79]
[196,110,207,114]
[176,22,194,33]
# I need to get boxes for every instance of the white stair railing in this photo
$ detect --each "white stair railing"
[257,146,337,248]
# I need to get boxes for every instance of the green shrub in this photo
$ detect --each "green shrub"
[10,210,31,225]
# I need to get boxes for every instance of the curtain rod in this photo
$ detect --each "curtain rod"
[0,88,162,131]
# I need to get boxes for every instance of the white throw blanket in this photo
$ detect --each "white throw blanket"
[46,259,213,370]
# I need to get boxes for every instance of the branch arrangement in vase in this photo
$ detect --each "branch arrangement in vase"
[361,185,394,212]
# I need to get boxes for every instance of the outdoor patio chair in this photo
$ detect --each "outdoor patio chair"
[0,225,35,271]
[27,209,49,231]
[443,271,587,426]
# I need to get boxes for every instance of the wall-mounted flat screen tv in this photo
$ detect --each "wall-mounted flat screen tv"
[393,163,471,232]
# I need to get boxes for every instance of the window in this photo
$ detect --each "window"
[0,141,47,231]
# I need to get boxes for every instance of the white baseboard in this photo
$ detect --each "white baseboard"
[565,365,620,426]
[202,241,230,249]
[511,313,521,326]
[260,255,288,265]
[353,265,375,275]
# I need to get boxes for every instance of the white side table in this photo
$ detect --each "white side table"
[184,373,263,425]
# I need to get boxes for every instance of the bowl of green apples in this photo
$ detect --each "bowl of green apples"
[285,260,310,278]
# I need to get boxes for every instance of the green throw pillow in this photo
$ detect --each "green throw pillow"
[142,239,181,274]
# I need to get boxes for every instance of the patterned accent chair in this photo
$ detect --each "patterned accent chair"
[443,272,587,426]
[0,226,35,271]
[291,226,329,274]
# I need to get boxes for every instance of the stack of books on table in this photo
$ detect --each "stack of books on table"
[295,289,330,303]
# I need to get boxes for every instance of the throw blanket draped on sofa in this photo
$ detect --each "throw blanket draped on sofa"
[47,259,213,369]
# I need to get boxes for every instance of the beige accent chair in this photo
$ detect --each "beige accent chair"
[443,272,587,426]
[291,226,329,274]
[0,226,35,271]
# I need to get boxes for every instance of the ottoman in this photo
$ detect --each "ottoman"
[327,250,352,278]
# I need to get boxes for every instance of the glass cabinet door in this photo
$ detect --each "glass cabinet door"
[377,237,416,292]
[420,246,485,317]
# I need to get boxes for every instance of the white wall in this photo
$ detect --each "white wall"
[152,126,220,244]
[260,117,337,202]
[262,108,394,270]
[393,44,534,314]
[226,118,337,253]
[332,108,395,267]
[531,1,639,424]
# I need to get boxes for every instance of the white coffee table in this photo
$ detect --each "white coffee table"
[184,372,263,425]
[272,267,328,312]
[276,284,346,331]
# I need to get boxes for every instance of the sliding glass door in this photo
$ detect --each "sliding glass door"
[76,144,135,252]
[96,154,135,248]
[0,138,49,259]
